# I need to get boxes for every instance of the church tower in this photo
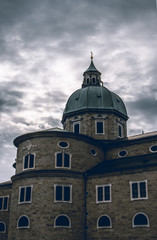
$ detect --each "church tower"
[62,54,128,140]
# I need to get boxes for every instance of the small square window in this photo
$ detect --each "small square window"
[54,185,72,203]
[130,180,148,200]
[96,185,111,203]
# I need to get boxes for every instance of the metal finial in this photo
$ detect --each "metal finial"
[91,52,93,60]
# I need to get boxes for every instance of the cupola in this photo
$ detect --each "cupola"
[82,53,103,88]
[62,55,128,140]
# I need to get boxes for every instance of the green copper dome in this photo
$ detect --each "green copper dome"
[62,55,128,122]
[62,86,128,120]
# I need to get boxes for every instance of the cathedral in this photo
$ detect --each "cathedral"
[0,55,157,240]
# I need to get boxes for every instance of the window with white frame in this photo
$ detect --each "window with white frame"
[17,215,30,229]
[0,221,6,233]
[96,121,104,134]
[54,214,71,228]
[96,185,111,203]
[130,180,147,200]
[132,212,149,227]
[0,196,9,211]
[19,186,33,204]
[55,152,71,168]
[54,184,72,203]
[97,215,112,228]
[73,122,80,134]
[23,154,35,170]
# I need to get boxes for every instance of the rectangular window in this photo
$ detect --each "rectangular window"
[118,123,123,138]
[23,154,35,170]
[54,184,72,202]
[130,180,147,200]
[19,186,33,204]
[96,121,104,134]
[73,122,80,134]
[55,153,71,168]
[0,196,9,211]
[96,185,111,203]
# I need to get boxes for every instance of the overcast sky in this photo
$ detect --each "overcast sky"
[0,0,157,182]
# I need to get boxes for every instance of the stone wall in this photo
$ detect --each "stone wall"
[15,133,104,175]
[0,183,12,240]
[86,167,157,240]
[63,112,127,140]
[8,174,86,240]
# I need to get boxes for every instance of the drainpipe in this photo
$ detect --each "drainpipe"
[84,172,87,240]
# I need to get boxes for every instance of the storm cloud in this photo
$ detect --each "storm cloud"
[0,0,157,181]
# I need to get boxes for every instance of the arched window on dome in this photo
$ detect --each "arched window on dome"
[73,121,81,134]
[17,215,30,229]
[0,221,6,233]
[132,212,149,227]
[95,120,105,134]
[54,214,71,228]
[55,152,71,168]
[23,154,35,170]
[97,215,112,228]
[86,78,90,84]
[92,77,96,84]
[118,123,123,138]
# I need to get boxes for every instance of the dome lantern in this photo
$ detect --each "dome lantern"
[82,53,103,88]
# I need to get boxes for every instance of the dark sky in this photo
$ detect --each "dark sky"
[0,0,157,181]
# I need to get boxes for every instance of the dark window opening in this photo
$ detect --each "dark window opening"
[55,185,71,202]
[118,150,127,157]
[96,122,103,134]
[19,186,32,203]
[74,123,80,134]
[58,141,69,148]
[92,78,96,83]
[131,181,147,200]
[18,216,29,228]
[24,154,34,169]
[91,149,97,156]
[55,215,70,227]
[56,186,62,201]
[0,222,5,232]
[118,125,122,137]
[134,213,148,226]
[97,185,111,202]
[56,153,70,168]
[150,145,157,152]
[98,215,111,228]
[0,197,8,211]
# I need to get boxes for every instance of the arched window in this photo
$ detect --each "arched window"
[0,221,6,233]
[55,152,71,168]
[97,215,112,228]
[24,154,35,170]
[118,123,123,138]
[133,213,149,227]
[54,215,71,228]
[92,77,96,84]
[17,215,30,229]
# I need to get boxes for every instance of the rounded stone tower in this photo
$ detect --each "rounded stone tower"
[62,54,128,140]
[8,129,104,240]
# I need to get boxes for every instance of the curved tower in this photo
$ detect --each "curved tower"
[62,54,128,140]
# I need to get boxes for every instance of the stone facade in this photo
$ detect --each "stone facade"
[0,57,157,239]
